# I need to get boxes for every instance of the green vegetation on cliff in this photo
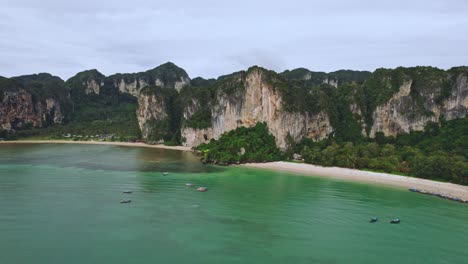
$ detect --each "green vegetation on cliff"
[141,85,182,143]
[0,76,22,101]
[9,73,71,111]
[280,68,371,86]
[197,123,283,164]
[179,85,216,129]
[3,70,140,140]
[62,70,141,139]
[107,62,189,88]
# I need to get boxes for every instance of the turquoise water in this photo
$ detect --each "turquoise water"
[0,144,466,264]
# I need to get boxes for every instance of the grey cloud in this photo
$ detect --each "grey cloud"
[0,0,467,79]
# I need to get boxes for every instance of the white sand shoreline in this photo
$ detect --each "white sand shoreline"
[243,161,468,200]
[1,140,467,200]
[0,140,193,151]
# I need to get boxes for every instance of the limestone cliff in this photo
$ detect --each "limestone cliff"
[137,90,168,139]
[0,86,64,130]
[368,68,468,137]
[0,74,69,131]
[108,62,190,97]
[66,69,105,95]
[181,68,333,149]
[112,63,191,141]
[1,64,467,146]
[281,68,371,87]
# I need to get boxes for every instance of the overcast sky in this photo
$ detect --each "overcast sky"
[1,0,467,80]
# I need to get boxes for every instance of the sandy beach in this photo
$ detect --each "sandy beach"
[0,140,193,152]
[1,140,467,200]
[243,161,468,200]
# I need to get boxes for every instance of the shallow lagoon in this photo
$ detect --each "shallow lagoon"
[0,144,466,264]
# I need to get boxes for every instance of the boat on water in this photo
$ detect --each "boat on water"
[185,183,195,187]
[370,217,378,223]
[123,190,132,194]
[197,187,208,192]
[162,172,169,176]
[390,219,400,224]
[120,199,132,203]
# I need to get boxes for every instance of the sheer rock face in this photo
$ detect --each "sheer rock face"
[66,69,105,95]
[110,62,191,97]
[180,99,212,146]
[116,79,148,96]
[173,77,191,92]
[115,77,191,97]
[0,89,63,130]
[85,79,102,95]
[182,69,333,149]
[137,93,167,139]
[181,127,212,147]
[369,74,468,137]
[443,74,468,119]
[2,64,467,146]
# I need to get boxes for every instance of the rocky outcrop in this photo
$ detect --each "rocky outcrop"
[66,69,105,95]
[113,76,190,96]
[443,74,468,119]
[181,127,212,146]
[115,79,148,96]
[136,92,168,139]
[369,72,468,137]
[281,68,371,86]
[109,62,190,96]
[0,89,63,130]
[323,78,338,87]
[2,64,467,146]
[182,68,333,149]
[85,79,102,95]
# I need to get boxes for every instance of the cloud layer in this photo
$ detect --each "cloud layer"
[1,0,467,79]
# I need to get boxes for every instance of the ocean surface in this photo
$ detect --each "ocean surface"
[0,143,466,264]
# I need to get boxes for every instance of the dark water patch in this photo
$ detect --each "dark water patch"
[0,143,224,173]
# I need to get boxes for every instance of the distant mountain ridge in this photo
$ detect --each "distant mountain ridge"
[1,62,467,149]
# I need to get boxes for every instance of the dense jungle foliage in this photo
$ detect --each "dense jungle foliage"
[197,122,284,164]
[295,118,468,185]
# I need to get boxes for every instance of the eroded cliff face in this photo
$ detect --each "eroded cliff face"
[181,127,212,146]
[369,73,468,137]
[114,77,190,96]
[110,62,191,97]
[66,69,105,95]
[2,64,467,145]
[182,69,333,149]
[85,79,102,95]
[137,92,168,139]
[443,74,468,119]
[115,79,148,96]
[0,89,63,130]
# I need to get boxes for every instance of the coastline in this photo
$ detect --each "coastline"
[243,161,468,200]
[1,140,466,200]
[0,140,193,152]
